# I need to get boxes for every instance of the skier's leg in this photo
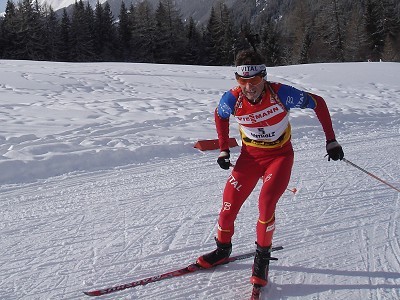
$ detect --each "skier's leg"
[256,151,294,247]
[197,152,262,268]
[217,153,263,243]
[251,150,293,286]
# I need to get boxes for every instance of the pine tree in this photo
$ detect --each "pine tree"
[154,0,186,64]
[235,21,254,54]
[345,1,369,61]
[283,0,314,64]
[383,0,400,38]
[260,19,282,66]
[43,6,61,61]
[203,3,236,66]
[382,33,399,61]
[94,1,105,59]
[102,3,117,60]
[217,1,236,65]
[317,0,347,62]
[84,2,96,60]
[184,17,203,64]
[298,27,312,64]
[203,7,220,65]
[94,1,116,61]
[131,0,156,62]
[154,1,170,63]
[70,0,95,61]
[59,8,71,61]
[1,0,396,64]
[365,0,385,61]
[0,18,3,57]
[380,0,400,61]
[118,1,132,61]
[12,0,46,60]
[1,0,18,58]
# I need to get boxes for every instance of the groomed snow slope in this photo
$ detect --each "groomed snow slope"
[0,60,399,299]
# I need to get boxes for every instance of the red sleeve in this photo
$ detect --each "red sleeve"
[214,108,230,151]
[310,93,336,141]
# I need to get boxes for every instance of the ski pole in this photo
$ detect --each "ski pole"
[343,158,400,193]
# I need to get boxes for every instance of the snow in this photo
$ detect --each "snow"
[0,60,399,300]
[37,0,107,11]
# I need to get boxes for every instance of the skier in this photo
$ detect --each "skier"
[196,49,344,287]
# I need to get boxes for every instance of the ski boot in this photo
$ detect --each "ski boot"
[250,243,272,287]
[196,238,232,268]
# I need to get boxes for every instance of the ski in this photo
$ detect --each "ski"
[83,246,283,297]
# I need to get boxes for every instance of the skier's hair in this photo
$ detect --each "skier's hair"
[235,49,265,66]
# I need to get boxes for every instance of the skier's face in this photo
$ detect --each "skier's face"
[236,75,265,102]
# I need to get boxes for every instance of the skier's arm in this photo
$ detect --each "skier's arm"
[274,82,343,160]
[308,93,336,141]
[215,109,230,151]
[215,90,237,151]
[274,83,336,141]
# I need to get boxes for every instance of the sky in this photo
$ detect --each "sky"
[0,60,399,299]
[0,0,7,13]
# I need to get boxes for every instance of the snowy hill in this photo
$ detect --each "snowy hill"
[36,0,238,24]
[0,60,399,299]
[37,0,107,11]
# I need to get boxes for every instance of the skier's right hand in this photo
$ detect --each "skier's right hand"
[217,150,231,170]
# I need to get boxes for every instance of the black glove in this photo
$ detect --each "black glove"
[326,139,344,161]
[217,150,231,170]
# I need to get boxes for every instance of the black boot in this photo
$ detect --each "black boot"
[196,238,232,268]
[250,243,272,287]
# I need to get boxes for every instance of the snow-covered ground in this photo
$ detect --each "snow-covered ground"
[0,60,399,300]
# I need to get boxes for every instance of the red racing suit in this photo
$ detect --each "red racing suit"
[215,81,336,247]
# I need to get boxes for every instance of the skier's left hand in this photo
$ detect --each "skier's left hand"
[326,139,344,161]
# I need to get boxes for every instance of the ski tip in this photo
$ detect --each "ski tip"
[83,291,101,297]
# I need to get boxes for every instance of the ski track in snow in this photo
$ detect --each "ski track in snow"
[0,61,399,300]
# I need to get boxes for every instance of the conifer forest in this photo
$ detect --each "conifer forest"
[0,0,399,66]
